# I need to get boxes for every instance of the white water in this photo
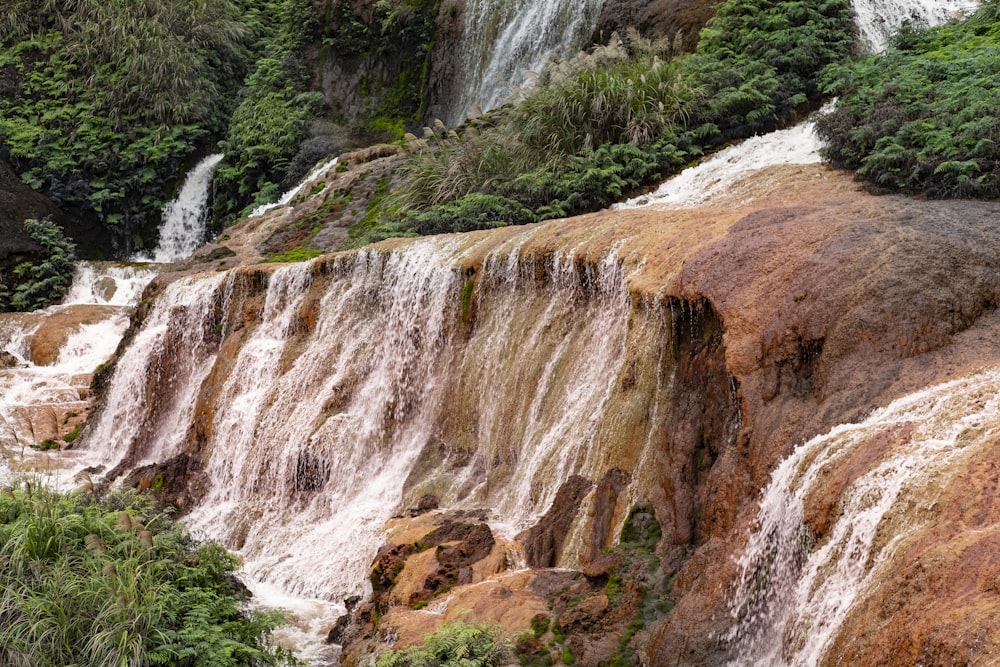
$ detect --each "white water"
[139,153,224,263]
[0,263,156,485]
[248,157,340,219]
[614,119,826,210]
[65,231,647,660]
[724,369,1000,665]
[449,0,607,124]
[854,0,979,50]
[62,262,157,306]
[615,0,981,212]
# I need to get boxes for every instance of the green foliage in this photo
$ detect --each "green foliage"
[682,0,853,139]
[0,483,296,666]
[3,217,77,312]
[509,43,696,155]
[530,614,550,639]
[322,0,440,136]
[0,1,258,250]
[818,1,1000,197]
[263,246,326,263]
[362,0,853,243]
[215,55,324,220]
[375,621,510,667]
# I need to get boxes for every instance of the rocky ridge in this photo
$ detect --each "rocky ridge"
[115,157,1000,665]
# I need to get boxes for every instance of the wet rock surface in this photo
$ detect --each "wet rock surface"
[92,162,1000,666]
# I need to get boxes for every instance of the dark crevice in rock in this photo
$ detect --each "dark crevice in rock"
[518,475,596,568]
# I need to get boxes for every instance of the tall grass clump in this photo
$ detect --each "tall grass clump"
[817,0,1000,197]
[0,482,296,666]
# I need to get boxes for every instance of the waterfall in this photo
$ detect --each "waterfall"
[448,0,608,125]
[76,231,657,609]
[853,0,979,51]
[248,157,340,219]
[722,370,1000,665]
[0,262,155,485]
[614,114,827,210]
[139,153,224,263]
[62,261,157,306]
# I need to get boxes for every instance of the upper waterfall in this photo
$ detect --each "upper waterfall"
[139,153,224,263]
[448,0,608,125]
[853,0,979,50]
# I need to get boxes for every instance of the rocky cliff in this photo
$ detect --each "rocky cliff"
[82,157,1000,665]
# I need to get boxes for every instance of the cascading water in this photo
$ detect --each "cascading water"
[448,0,608,124]
[853,0,979,50]
[614,116,827,210]
[722,370,1000,665]
[0,262,155,485]
[140,153,224,263]
[72,227,672,661]
[84,232,643,586]
[248,157,340,219]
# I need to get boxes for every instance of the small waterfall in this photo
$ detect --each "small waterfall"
[140,153,224,263]
[448,0,608,124]
[248,157,340,219]
[0,262,156,485]
[614,116,827,210]
[723,369,1000,665]
[853,0,979,51]
[62,261,157,306]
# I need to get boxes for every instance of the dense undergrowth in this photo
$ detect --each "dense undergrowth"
[0,0,254,253]
[347,0,853,246]
[375,621,510,667]
[0,0,322,254]
[818,0,1000,197]
[0,217,76,312]
[0,482,295,666]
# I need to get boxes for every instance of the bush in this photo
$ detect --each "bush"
[3,217,77,312]
[375,621,510,667]
[0,483,296,666]
[817,1,1000,197]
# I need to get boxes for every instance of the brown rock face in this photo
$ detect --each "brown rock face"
[518,474,595,568]
[104,162,1000,665]
[595,0,719,53]
[644,168,1000,664]
[25,305,122,366]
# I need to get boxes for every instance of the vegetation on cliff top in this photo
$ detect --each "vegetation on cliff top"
[0,482,295,666]
[0,0,329,253]
[818,0,1000,198]
[347,0,854,246]
[0,0,256,253]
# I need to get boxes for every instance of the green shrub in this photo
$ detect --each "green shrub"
[263,246,326,263]
[817,1,1000,197]
[4,217,77,312]
[375,621,510,667]
[0,483,296,666]
[681,0,853,140]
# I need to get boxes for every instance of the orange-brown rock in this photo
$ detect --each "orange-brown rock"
[25,304,121,366]
[111,162,1000,665]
